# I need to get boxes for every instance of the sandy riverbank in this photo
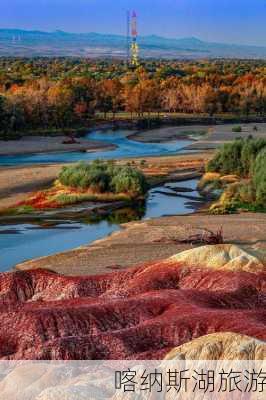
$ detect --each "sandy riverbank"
[0,153,209,210]
[2,122,266,277]
[130,123,266,150]
[2,121,265,209]
[2,122,266,157]
[0,135,116,156]
[16,212,266,276]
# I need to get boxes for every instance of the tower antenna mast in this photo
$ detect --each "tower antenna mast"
[131,11,139,66]
[126,10,131,64]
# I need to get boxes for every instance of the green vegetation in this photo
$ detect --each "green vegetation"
[59,161,111,192]
[232,126,242,133]
[0,205,35,216]
[253,148,266,206]
[58,160,148,198]
[204,138,266,213]
[207,137,266,176]
[51,192,132,206]
[1,161,148,215]
[110,167,147,196]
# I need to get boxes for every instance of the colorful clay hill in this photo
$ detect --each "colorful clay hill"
[0,245,265,360]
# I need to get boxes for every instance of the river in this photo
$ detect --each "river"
[0,129,202,271]
[0,129,194,166]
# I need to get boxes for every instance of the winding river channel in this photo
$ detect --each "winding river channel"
[0,129,203,271]
[0,129,194,166]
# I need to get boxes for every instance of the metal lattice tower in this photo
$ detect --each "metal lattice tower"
[131,11,139,66]
[126,10,131,64]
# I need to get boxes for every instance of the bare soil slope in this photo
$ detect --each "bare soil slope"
[1,245,265,360]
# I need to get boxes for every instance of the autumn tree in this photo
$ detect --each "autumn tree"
[97,79,123,119]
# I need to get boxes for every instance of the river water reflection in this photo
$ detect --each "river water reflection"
[0,129,202,271]
[0,179,201,271]
[0,129,194,166]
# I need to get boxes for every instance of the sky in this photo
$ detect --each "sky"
[1,0,266,46]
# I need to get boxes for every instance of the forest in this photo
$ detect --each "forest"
[0,58,265,135]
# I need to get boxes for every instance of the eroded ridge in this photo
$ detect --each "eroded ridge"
[0,245,265,360]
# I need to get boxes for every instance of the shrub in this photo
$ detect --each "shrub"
[197,172,221,191]
[58,161,111,192]
[207,138,266,177]
[206,138,266,214]
[209,201,237,215]
[58,160,148,197]
[111,166,148,196]
[220,182,241,203]
[232,126,242,133]
[240,138,266,176]
[253,148,266,206]
[207,140,244,175]
[237,182,256,204]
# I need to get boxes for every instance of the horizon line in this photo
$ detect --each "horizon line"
[0,27,265,49]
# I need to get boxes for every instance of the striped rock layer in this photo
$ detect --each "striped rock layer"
[0,245,265,360]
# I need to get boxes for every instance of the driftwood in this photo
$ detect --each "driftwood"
[180,227,224,245]
[154,190,204,202]
[164,185,195,193]
[153,227,224,245]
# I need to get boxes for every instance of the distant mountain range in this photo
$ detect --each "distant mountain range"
[0,29,266,59]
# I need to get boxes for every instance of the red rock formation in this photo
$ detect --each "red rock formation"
[0,255,265,360]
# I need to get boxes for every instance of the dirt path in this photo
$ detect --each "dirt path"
[16,213,266,276]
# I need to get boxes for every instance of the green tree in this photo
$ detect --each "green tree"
[253,148,266,206]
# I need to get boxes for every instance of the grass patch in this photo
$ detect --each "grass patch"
[232,126,242,133]
[1,205,36,216]
[53,192,132,206]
